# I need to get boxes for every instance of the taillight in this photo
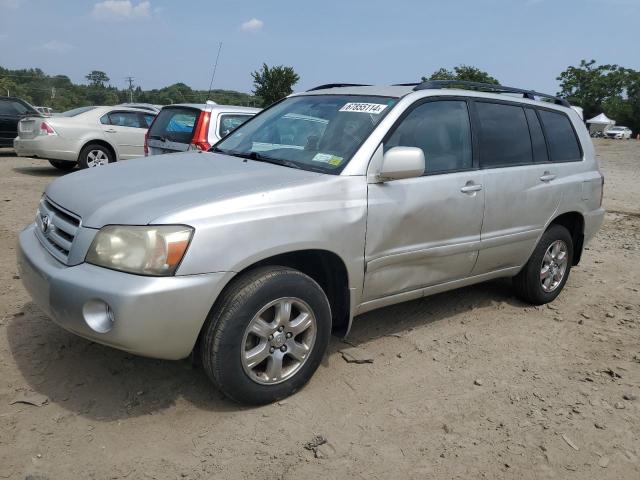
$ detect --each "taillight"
[40,121,57,136]
[189,111,211,151]
[144,131,149,156]
[599,174,604,207]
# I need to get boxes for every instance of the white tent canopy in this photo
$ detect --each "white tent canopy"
[586,113,615,125]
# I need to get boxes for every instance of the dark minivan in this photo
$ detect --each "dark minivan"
[0,96,40,147]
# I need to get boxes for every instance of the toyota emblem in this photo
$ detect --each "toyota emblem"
[41,214,50,234]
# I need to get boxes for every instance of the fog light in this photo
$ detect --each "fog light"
[82,299,115,333]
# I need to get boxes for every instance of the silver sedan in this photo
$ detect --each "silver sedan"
[14,105,156,170]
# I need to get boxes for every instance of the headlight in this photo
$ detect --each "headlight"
[86,225,194,276]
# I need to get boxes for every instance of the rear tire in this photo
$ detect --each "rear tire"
[48,159,76,171]
[513,224,573,305]
[200,266,331,405]
[78,143,113,169]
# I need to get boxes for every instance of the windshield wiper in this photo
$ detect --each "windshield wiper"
[211,148,326,173]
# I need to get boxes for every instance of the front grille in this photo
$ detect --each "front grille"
[35,197,81,264]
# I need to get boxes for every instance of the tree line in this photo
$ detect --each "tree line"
[2,61,639,134]
[0,67,259,111]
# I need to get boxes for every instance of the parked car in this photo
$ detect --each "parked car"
[117,103,163,114]
[145,102,258,156]
[0,96,40,147]
[35,106,54,116]
[14,105,156,170]
[18,81,604,404]
[603,126,632,139]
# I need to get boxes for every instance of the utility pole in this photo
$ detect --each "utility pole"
[125,76,135,102]
[51,87,56,100]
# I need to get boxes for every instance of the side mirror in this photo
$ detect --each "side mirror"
[377,147,425,181]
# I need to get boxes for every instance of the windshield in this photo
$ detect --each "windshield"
[61,106,97,117]
[213,95,398,174]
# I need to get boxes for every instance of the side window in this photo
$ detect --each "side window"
[524,108,549,163]
[0,101,18,115]
[11,101,31,115]
[476,102,532,168]
[107,111,144,128]
[142,114,156,128]
[100,114,110,125]
[219,114,252,138]
[538,110,581,162]
[385,100,473,174]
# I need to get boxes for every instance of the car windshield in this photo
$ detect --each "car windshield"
[213,95,398,174]
[60,106,97,117]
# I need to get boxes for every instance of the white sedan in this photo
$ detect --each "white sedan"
[604,126,632,139]
[14,106,156,170]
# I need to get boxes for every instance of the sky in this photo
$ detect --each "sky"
[0,0,639,95]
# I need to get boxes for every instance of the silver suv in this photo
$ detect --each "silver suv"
[18,81,604,404]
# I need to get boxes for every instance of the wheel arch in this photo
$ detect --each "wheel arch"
[548,211,585,265]
[78,139,118,162]
[205,249,352,339]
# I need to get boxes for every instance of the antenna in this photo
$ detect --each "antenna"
[206,42,223,101]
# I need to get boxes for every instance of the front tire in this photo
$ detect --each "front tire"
[78,144,113,169]
[200,266,331,405]
[513,224,573,305]
[48,159,76,171]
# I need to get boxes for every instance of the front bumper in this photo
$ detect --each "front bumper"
[14,136,78,162]
[18,224,231,360]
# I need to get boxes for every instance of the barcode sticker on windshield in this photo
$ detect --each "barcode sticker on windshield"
[339,103,388,114]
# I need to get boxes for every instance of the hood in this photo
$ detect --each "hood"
[45,152,323,228]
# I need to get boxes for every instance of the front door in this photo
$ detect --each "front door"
[363,99,485,302]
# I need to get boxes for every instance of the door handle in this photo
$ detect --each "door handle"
[104,129,117,133]
[460,182,483,194]
[540,172,556,182]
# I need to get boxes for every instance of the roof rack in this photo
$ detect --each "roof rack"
[412,80,571,107]
[307,83,371,91]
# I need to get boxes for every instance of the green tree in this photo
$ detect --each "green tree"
[251,63,300,107]
[85,70,110,88]
[422,65,499,84]
[556,60,629,120]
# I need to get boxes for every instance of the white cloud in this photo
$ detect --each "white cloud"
[92,0,151,20]
[241,18,264,33]
[42,40,75,53]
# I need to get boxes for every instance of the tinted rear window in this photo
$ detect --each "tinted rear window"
[149,108,199,143]
[538,110,581,162]
[477,102,532,168]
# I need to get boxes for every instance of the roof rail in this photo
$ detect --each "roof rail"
[307,83,371,91]
[412,80,571,107]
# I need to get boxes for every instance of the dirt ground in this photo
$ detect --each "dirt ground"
[0,140,638,480]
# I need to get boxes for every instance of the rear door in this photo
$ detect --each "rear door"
[101,110,149,159]
[147,106,200,155]
[472,101,563,274]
